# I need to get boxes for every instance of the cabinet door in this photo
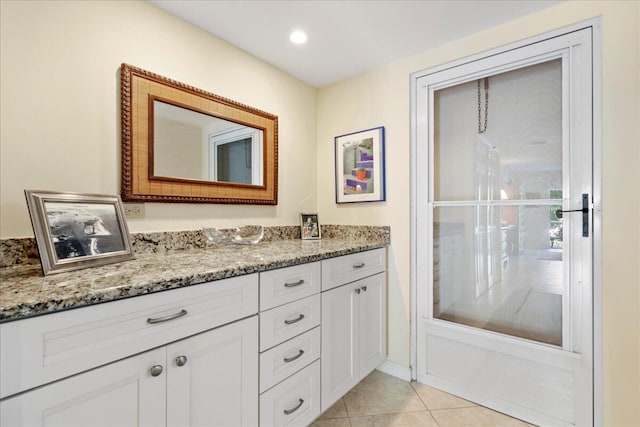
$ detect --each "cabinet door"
[358,273,387,379]
[0,347,166,427]
[321,282,359,412]
[166,316,259,427]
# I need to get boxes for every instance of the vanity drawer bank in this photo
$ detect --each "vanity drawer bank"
[0,226,389,427]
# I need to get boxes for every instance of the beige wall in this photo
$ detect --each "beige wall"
[317,1,639,425]
[2,0,638,424]
[0,0,317,237]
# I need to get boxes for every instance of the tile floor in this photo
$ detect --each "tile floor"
[311,370,534,427]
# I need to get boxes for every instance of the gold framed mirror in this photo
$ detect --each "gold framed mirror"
[120,64,278,204]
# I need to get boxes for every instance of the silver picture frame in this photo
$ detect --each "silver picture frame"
[24,190,135,275]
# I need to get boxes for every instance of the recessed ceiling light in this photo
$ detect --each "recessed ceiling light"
[289,30,308,45]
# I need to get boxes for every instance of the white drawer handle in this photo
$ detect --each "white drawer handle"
[284,314,305,325]
[147,309,188,324]
[284,279,305,288]
[284,398,304,415]
[353,262,366,269]
[283,349,305,363]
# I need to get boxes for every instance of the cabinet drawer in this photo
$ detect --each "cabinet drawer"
[260,326,320,393]
[259,294,320,351]
[260,262,321,311]
[322,248,386,291]
[0,274,258,399]
[259,360,321,427]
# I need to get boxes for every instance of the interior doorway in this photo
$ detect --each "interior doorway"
[411,23,600,427]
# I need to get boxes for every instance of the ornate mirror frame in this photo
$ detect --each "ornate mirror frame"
[120,63,278,204]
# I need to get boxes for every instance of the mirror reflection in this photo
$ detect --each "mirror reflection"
[153,100,263,185]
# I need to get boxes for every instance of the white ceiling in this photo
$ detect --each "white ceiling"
[149,1,562,88]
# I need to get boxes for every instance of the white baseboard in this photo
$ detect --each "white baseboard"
[376,360,412,382]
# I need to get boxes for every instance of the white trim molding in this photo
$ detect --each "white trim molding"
[376,360,412,382]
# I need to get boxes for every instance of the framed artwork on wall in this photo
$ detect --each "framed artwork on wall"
[334,126,386,203]
[24,190,135,275]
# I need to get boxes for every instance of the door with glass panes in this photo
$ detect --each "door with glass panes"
[415,27,593,426]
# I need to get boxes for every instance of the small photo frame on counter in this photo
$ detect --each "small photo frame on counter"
[334,126,386,204]
[25,190,135,275]
[300,213,321,240]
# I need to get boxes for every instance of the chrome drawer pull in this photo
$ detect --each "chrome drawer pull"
[175,355,188,367]
[149,365,163,377]
[284,398,304,415]
[283,349,305,363]
[284,279,305,288]
[284,314,305,325]
[353,262,365,269]
[147,309,188,324]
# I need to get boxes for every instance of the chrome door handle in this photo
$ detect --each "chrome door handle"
[283,349,305,363]
[175,355,188,367]
[353,262,365,269]
[283,398,304,415]
[147,309,188,324]
[284,279,305,288]
[149,365,163,377]
[284,314,305,325]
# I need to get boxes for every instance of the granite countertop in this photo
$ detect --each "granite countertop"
[0,236,388,323]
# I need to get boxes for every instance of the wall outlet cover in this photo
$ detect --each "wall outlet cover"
[123,203,145,219]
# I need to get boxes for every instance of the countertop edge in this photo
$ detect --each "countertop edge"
[0,240,387,323]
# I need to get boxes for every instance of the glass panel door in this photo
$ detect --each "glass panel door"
[432,59,564,346]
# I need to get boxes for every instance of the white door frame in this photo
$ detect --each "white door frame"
[409,18,602,426]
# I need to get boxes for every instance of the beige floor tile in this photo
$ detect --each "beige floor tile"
[411,381,476,410]
[310,418,352,427]
[343,370,426,417]
[430,406,532,427]
[319,398,349,419]
[349,411,439,427]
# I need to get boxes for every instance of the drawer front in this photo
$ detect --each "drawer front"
[260,262,321,311]
[259,360,321,427]
[322,248,386,291]
[0,274,258,399]
[259,294,320,351]
[260,326,321,393]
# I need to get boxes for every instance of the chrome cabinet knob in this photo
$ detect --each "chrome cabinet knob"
[150,365,163,377]
[355,288,361,294]
[175,355,188,367]
[361,286,367,292]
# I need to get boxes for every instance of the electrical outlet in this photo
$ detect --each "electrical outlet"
[123,203,145,219]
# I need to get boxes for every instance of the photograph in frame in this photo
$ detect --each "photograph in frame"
[300,213,321,240]
[25,190,135,275]
[334,126,385,203]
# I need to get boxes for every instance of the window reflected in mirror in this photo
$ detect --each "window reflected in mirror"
[152,100,263,185]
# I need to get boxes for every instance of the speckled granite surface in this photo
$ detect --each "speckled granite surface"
[0,226,389,322]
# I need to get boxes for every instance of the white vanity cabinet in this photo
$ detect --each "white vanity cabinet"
[0,275,259,427]
[0,246,388,427]
[165,316,258,427]
[0,346,167,427]
[258,261,322,427]
[321,248,387,412]
[0,317,258,427]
